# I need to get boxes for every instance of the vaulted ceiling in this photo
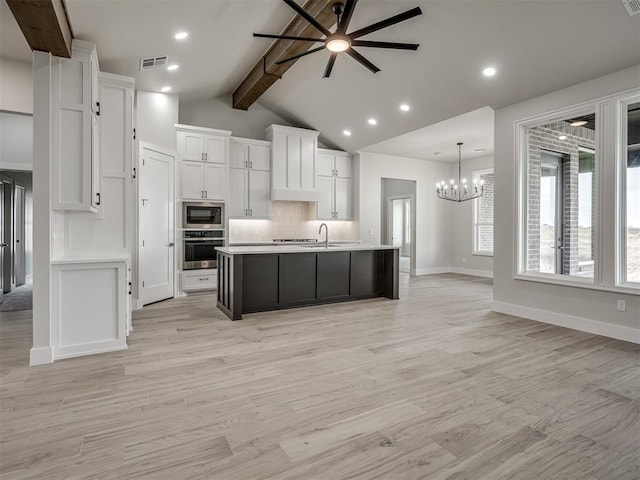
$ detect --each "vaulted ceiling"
[3,0,639,159]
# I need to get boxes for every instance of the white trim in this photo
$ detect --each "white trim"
[0,162,33,172]
[55,343,127,360]
[492,300,640,344]
[386,193,416,275]
[415,267,452,276]
[30,346,54,365]
[451,267,493,279]
[514,273,639,295]
[175,123,232,137]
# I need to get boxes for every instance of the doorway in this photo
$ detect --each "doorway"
[381,178,417,275]
[138,143,176,306]
[539,151,564,274]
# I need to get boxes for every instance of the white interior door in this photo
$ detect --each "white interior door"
[14,184,25,286]
[1,177,13,293]
[139,145,175,306]
[0,181,4,303]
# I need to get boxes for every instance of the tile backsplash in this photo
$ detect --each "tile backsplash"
[228,201,359,243]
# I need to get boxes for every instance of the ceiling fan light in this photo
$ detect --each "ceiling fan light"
[326,35,350,53]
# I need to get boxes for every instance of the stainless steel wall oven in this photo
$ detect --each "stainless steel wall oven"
[183,230,224,270]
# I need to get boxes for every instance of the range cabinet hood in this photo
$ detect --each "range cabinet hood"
[267,124,321,202]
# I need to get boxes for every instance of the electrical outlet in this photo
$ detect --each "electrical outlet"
[462,257,466,264]
[369,229,375,236]
[616,300,626,312]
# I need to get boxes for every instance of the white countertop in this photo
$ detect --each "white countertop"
[218,244,398,255]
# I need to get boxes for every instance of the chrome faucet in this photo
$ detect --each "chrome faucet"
[319,223,329,249]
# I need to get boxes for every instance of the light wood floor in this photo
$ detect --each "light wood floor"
[1,274,638,479]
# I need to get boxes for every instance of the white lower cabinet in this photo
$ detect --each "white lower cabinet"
[181,269,217,291]
[51,258,129,360]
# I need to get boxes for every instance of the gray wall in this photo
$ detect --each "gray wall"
[494,65,640,336]
[179,97,291,140]
[451,155,494,276]
[135,91,179,151]
[0,112,33,171]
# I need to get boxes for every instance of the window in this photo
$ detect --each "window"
[623,101,640,285]
[515,89,640,293]
[473,169,494,255]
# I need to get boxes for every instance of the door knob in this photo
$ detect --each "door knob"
[0,243,7,247]
[168,242,175,247]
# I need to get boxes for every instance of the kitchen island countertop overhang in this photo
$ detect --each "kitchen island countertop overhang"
[217,245,400,320]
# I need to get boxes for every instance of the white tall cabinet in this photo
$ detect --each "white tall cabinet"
[317,148,353,220]
[228,137,271,219]
[53,40,101,212]
[176,125,231,201]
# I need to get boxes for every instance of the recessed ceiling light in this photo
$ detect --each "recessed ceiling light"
[161,86,172,93]
[400,104,410,112]
[570,119,588,127]
[343,130,352,136]
[483,66,497,77]
[473,148,487,152]
[558,135,567,140]
[174,32,188,40]
[368,118,377,125]
[167,64,179,71]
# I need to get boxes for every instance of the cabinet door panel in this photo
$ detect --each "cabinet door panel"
[182,133,204,162]
[279,253,316,304]
[335,155,352,178]
[249,144,270,171]
[181,161,204,199]
[91,114,100,208]
[242,255,278,311]
[205,136,226,164]
[350,250,382,296]
[228,168,248,218]
[334,177,353,220]
[286,135,302,190]
[316,176,334,220]
[229,141,247,169]
[317,252,350,299]
[249,169,270,218]
[204,163,226,200]
[317,153,334,177]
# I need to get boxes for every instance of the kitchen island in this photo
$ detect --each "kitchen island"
[217,244,399,320]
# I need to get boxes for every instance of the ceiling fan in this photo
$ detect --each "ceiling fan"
[253,0,422,78]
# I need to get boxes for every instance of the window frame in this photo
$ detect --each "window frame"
[472,167,494,257]
[617,94,640,288]
[513,88,640,295]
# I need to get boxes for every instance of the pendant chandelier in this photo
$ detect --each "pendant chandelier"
[436,142,484,202]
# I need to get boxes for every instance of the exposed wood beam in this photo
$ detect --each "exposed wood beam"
[6,0,74,58]
[233,0,337,111]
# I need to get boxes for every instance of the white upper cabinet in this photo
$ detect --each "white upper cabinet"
[228,138,271,218]
[176,125,231,200]
[54,40,101,212]
[316,148,353,221]
[266,124,320,202]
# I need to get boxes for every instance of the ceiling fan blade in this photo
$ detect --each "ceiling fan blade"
[351,40,419,50]
[276,46,325,65]
[253,33,323,43]
[346,48,380,74]
[323,53,337,78]
[350,6,422,39]
[282,0,331,37]
[338,0,358,33]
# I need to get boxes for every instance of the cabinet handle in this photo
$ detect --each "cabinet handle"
[249,160,253,169]
[204,190,208,198]
[249,208,253,216]
[205,153,208,161]
[244,160,248,169]
[201,153,204,161]
[96,192,101,205]
[199,278,209,281]
[244,208,248,216]
[96,102,100,116]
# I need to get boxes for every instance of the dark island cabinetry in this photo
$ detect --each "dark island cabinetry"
[217,247,399,320]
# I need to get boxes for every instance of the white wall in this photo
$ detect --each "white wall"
[135,91,179,151]
[0,111,33,170]
[0,58,33,114]
[179,97,290,140]
[356,151,453,274]
[494,65,640,341]
[451,155,494,277]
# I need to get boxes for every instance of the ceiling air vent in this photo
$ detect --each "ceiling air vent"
[622,0,640,16]
[139,56,169,71]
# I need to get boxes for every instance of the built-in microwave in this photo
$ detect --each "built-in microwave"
[183,202,224,229]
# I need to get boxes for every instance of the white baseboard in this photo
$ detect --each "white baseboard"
[30,346,54,365]
[414,267,452,276]
[492,300,640,344]
[414,266,493,279]
[450,267,493,279]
